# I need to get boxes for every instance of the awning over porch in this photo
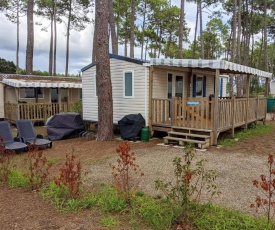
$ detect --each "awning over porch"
[150,59,272,78]
[3,78,82,88]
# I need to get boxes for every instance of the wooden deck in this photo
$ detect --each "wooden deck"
[5,102,74,123]
[151,96,266,133]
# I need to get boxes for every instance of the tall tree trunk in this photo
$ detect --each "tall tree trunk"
[92,0,98,62]
[26,0,34,75]
[53,0,57,75]
[16,0,19,74]
[236,0,242,96]
[65,0,72,77]
[96,0,113,141]
[130,0,135,58]
[49,11,54,75]
[178,0,185,58]
[192,4,199,58]
[124,38,128,56]
[229,0,237,97]
[140,1,147,60]
[199,0,204,59]
[109,0,118,54]
[263,0,268,71]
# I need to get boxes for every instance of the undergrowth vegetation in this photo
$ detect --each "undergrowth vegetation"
[1,139,275,229]
[218,123,274,146]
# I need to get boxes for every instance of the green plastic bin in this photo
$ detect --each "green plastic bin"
[267,98,275,112]
[141,127,150,142]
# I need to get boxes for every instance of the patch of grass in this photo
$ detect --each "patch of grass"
[46,158,59,165]
[131,195,181,230]
[65,194,97,211]
[96,185,127,212]
[192,204,274,230]
[8,170,29,188]
[218,123,274,146]
[99,216,120,228]
[40,181,70,208]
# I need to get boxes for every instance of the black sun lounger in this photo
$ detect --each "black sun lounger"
[0,121,28,152]
[16,120,52,148]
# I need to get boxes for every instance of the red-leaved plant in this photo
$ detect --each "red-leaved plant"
[251,154,275,224]
[24,145,52,190]
[0,137,15,183]
[54,154,82,198]
[109,142,144,206]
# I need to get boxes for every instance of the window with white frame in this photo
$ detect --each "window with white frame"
[196,76,203,96]
[19,87,44,99]
[123,71,134,98]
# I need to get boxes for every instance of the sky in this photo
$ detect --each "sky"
[0,1,219,75]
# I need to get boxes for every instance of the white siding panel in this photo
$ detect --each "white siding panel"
[82,59,149,125]
[0,83,4,118]
[152,68,167,98]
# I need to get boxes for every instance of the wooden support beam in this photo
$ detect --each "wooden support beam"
[213,69,220,145]
[245,75,251,131]
[148,66,154,133]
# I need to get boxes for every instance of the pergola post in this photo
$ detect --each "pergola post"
[213,69,220,145]
[244,74,251,131]
[148,66,154,133]
[264,77,270,124]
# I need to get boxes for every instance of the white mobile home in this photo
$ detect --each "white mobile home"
[82,55,271,146]
[81,55,150,125]
[0,74,82,123]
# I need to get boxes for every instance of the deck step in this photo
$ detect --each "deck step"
[168,131,210,139]
[164,136,207,144]
[171,126,212,133]
[163,136,209,149]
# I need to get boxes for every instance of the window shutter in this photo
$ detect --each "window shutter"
[220,78,223,97]
[192,74,196,97]
[203,76,206,97]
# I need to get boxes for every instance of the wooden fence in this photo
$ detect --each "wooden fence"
[5,102,73,123]
[152,97,267,131]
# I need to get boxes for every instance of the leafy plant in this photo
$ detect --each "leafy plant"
[109,142,144,206]
[68,100,82,116]
[155,144,219,228]
[251,154,275,225]
[24,146,52,190]
[0,137,15,183]
[54,154,83,198]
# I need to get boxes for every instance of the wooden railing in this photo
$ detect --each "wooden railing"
[151,98,171,125]
[5,102,74,123]
[152,97,267,131]
[217,97,266,131]
[152,97,214,129]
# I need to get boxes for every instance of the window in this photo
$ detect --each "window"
[19,87,43,99]
[123,71,134,98]
[196,76,203,96]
